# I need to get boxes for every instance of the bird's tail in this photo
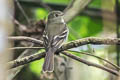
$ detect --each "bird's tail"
[43,48,54,72]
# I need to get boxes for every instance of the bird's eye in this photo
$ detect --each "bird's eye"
[54,14,58,17]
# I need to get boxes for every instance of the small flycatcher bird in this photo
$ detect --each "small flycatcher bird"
[42,11,69,72]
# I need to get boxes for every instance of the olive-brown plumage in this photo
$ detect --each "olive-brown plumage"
[43,11,69,72]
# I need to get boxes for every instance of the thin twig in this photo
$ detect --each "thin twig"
[36,0,52,11]
[67,50,120,70]
[15,0,30,24]
[14,19,25,27]
[18,0,52,11]
[14,19,29,32]
[9,47,44,50]
[61,51,119,76]
[8,36,43,46]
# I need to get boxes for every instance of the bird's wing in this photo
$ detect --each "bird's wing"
[52,24,69,49]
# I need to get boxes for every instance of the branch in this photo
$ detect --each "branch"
[15,0,30,24]
[7,44,35,80]
[8,51,119,76]
[8,37,120,75]
[19,0,92,23]
[63,0,92,22]
[18,0,92,22]
[8,52,45,68]
[8,37,120,68]
[62,52,119,76]
[18,0,52,11]
[63,0,75,12]
[58,37,120,52]
[18,0,120,22]
[8,36,43,46]
[9,46,120,70]
[9,37,120,51]
[68,50,120,70]
[34,0,52,11]
[10,46,120,70]
[14,19,28,32]
[9,47,44,50]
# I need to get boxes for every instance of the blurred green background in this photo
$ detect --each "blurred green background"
[15,0,119,80]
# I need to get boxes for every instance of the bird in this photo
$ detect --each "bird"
[42,11,69,72]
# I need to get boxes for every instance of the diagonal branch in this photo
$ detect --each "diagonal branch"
[7,44,35,80]
[35,0,52,11]
[15,0,30,24]
[62,52,119,76]
[68,50,120,70]
[63,0,92,22]
[8,52,45,68]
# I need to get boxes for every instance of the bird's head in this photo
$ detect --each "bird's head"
[48,11,64,20]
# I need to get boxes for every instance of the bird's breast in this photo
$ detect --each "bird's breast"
[46,22,65,36]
